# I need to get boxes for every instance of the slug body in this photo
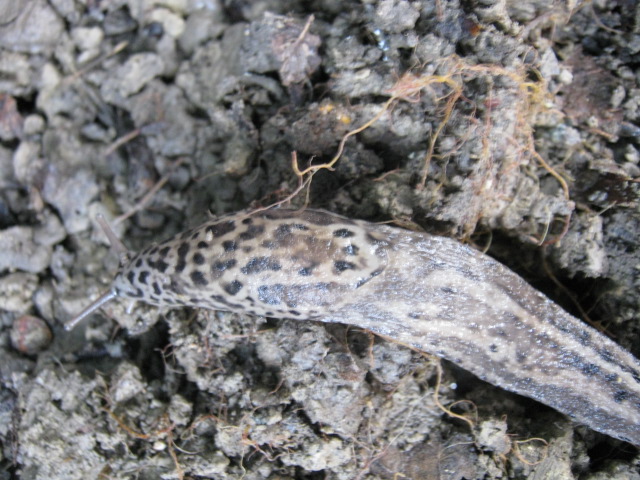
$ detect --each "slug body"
[70,209,640,445]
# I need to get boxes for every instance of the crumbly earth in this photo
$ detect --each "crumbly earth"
[1,0,640,479]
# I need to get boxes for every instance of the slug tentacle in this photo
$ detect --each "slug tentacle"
[95,214,131,265]
[68,209,640,446]
[64,288,118,331]
[65,215,132,331]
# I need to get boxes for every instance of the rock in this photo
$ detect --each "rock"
[101,53,165,102]
[41,165,99,235]
[10,315,52,355]
[0,227,52,273]
[0,273,39,311]
[374,0,421,33]
[0,0,64,54]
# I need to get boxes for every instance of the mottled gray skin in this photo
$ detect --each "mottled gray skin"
[81,209,640,445]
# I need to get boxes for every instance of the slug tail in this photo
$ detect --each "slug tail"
[323,226,640,445]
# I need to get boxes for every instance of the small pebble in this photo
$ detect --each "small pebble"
[10,315,52,355]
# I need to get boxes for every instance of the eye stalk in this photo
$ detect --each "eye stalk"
[64,214,131,331]
[64,288,119,331]
[95,214,131,265]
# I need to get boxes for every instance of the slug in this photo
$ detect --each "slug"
[66,208,640,446]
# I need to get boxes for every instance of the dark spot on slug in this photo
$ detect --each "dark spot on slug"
[135,259,143,268]
[156,259,169,273]
[516,351,527,363]
[224,280,243,295]
[211,259,237,278]
[275,224,293,238]
[519,377,535,388]
[197,241,209,249]
[313,282,331,293]
[557,349,581,367]
[333,228,355,238]
[152,282,161,295]
[261,240,278,250]
[159,246,170,257]
[138,271,149,284]
[599,349,615,364]
[408,312,421,319]
[343,244,359,256]
[286,297,298,308]
[191,231,200,240]
[241,257,282,274]
[193,253,205,265]
[489,344,498,352]
[242,218,253,224]
[210,294,230,306]
[298,267,313,276]
[176,242,190,273]
[258,284,285,305]
[613,390,629,403]
[190,271,208,286]
[213,259,237,271]
[605,373,619,382]
[239,224,265,241]
[206,220,236,238]
[454,265,484,283]
[222,240,237,252]
[581,363,600,376]
[127,271,135,284]
[334,261,356,273]
[578,329,591,346]
[440,286,456,295]
[275,223,308,237]
[149,246,159,256]
[289,309,301,316]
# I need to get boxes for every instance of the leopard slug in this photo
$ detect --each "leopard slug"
[66,208,640,446]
